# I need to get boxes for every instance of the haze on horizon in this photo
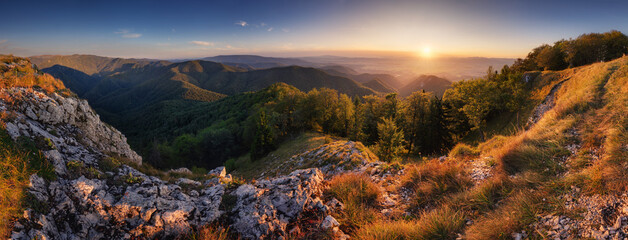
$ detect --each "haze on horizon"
[1,0,627,60]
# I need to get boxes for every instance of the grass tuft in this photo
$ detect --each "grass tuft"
[325,173,381,232]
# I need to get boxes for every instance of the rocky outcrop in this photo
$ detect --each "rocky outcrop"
[2,86,337,239]
[12,167,224,239]
[1,87,141,166]
[231,168,326,239]
[515,188,628,240]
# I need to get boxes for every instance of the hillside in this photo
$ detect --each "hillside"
[399,74,452,97]
[320,65,404,90]
[363,78,396,93]
[202,55,314,69]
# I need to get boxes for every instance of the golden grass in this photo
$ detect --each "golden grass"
[325,173,381,232]
[402,159,472,208]
[0,55,67,95]
[463,189,550,240]
[181,225,231,240]
[448,143,478,159]
[0,127,42,238]
[448,175,512,214]
[354,206,465,240]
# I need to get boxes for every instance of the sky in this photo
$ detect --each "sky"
[1,0,627,59]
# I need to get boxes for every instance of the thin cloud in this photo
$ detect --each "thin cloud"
[267,27,274,32]
[0,39,7,45]
[190,41,214,46]
[235,20,248,27]
[115,29,141,38]
[122,33,142,38]
[282,28,290,33]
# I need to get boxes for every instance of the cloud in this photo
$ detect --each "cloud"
[115,29,141,38]
[267,27,274,32]
[122,33,142,38]
[0,39,7,45]
[190,41,214,46]
[282,28,290,33]
[261,22,267,27]
[235,20,248,27]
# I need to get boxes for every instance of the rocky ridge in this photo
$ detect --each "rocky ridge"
[1,86,349,239]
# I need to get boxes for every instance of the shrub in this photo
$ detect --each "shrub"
[448,143,478,159]
[99,157,122,172]
[122,172,144,184]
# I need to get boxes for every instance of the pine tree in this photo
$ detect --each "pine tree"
[374,117,405,162]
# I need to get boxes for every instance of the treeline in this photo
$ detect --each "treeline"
[512,30,628,71]
[152,67,528,168]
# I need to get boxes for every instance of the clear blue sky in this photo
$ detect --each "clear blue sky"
[1,0,627,59]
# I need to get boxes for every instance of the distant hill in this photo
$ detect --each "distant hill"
[31,54,169,76]
[29,55,378,128]
[319,65,359,75]
[319,65,404,90]
[399,75,452,97]
[202,55,314,69]
[363,78,396,93]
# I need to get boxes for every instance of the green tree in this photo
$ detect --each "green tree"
[332,94,355,137]
[535,44,567,70]
[374,117,405,162]
[250,109,274,160]
[402,91,431,153]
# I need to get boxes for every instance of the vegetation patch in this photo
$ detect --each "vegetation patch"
[354,206,465,240]
[402,159,472,209]
[325,173,381,232]
[0,127,55,238]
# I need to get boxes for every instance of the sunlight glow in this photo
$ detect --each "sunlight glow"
[420,46,432,58]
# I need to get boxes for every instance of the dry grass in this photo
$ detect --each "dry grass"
[402,159,472,209]
[181,225,231,240]
[463,189,551,240]
[448,175,513,214]
[0,55,67,95]
[354,206,465,240]
[448,143,478,159]
[325,173,381,232]
[0,126,54,238]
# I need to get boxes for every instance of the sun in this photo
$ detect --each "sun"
[421,47,432,58]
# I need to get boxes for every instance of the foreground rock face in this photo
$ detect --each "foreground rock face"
[2,87,333,239]
[1,87,141,166]
[232,168,325,239]
[13,168,224,239]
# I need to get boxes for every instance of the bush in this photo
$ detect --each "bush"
[448,143,478,159]
[99,157,121,172]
